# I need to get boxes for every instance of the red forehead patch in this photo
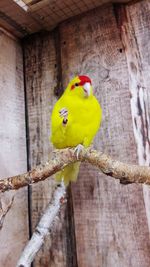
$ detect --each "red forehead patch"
[70,75,92,90]
[79,75,91,85]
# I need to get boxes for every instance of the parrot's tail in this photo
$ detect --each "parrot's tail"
[55,162,80,186]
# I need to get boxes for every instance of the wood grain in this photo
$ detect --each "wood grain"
[116,0,150,238]
[23,32,69,267]
[60,3,150,267]
[0,0,42,38]
[0,0,133,38]
[0,31,28,266]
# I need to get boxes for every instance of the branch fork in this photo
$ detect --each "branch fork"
[0,147,149,266]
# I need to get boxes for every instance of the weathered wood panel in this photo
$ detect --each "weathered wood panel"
[0,30,28,266]
[117,0,150,233]
[59,3,150,267]
[0,0,131,38]
[0,0,42,38]
[23,32,70,267]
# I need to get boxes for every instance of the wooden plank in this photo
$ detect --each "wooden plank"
[59,3,150,267]
[0,0,42,38]
[23,32,70,267]
[0,0,133,37]
[116,0,150,235]
[0,31,28,266]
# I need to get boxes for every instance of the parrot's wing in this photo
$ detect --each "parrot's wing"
[50,97,73,148]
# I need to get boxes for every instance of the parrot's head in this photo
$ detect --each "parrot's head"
[65,75,93,98]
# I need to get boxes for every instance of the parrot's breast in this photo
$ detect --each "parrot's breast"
[51,95,102,148]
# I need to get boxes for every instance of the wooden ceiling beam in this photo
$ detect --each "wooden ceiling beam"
[0,0,42,37]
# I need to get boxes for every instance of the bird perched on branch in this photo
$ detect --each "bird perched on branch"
[50,75,102,185]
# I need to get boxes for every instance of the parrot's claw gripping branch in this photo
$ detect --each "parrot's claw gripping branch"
[1,148,150,193]
[74,144,84,160]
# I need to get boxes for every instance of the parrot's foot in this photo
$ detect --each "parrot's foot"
[59,107,68,126]
[74,144,84,160]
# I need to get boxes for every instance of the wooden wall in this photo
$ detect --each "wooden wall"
[59,2,150,267]
[23,1,150,266]
[0,0,150,266]
[0,30,28,265]
[23,32,70,267]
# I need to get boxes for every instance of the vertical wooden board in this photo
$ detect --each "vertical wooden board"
[23,32,68,267]
[59,3,150,267]
[0,31,28,266]
[120,0,150,231]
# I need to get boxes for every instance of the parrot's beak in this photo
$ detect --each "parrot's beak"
[83,82,91,97]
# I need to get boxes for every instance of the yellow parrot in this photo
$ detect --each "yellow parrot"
[50,75,102,185]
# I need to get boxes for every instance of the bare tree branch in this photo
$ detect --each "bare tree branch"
[16,182,66,267]
[11,147,150,266]
[0,195,14,229]
[0,147,150,193]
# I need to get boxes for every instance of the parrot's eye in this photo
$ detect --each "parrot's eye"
[71,83,79,90]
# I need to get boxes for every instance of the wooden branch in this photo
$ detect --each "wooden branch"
[16,182,66,267]
[0,195,14,230]
[1,148,150,192]
[10,147,150,266]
